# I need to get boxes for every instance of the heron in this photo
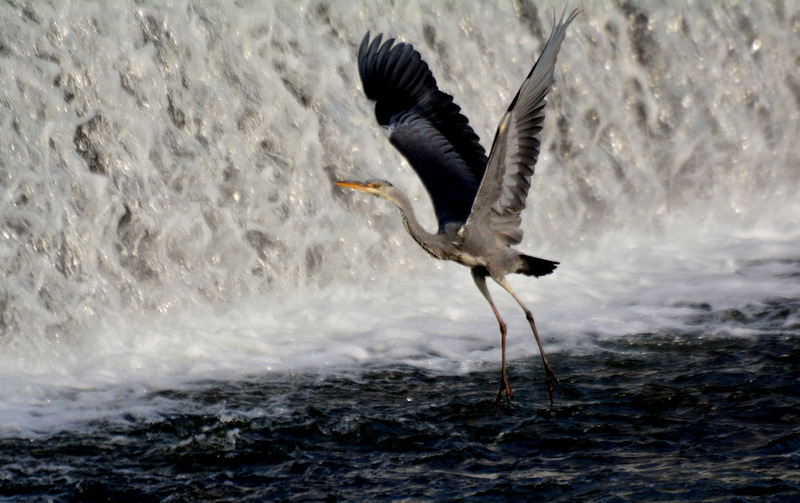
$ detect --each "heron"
[336,9,578,410]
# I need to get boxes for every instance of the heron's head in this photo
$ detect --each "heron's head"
[334,179,395,200]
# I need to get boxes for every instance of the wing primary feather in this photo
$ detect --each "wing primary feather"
[357,31,490,230]
[466,8,578,245]
[390,45,415,85]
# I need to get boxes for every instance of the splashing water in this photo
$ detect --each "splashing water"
[1,1,799,499]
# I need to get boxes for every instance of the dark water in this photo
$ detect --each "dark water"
[2,302,799,502]
[3,2,800,500]
[0,334,800,501]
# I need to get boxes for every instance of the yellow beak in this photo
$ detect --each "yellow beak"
[335,181,373,192]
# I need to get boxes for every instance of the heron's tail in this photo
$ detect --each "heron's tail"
[518,254,559,277]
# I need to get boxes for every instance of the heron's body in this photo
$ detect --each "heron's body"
[336,9,577,410]
[380,187,558,277]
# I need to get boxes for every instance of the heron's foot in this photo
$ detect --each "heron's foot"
[543,360,561,405]
[493,377,514,415]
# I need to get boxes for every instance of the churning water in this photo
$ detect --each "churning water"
[1,1,799,500]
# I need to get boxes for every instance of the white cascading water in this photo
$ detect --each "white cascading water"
[1,1,799,435]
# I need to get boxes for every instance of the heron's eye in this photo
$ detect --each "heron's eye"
[373,183,381,189]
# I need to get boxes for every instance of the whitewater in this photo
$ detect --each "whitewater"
[1,1,799,500]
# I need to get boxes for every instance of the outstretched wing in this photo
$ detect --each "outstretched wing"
[358,32,488,231]
[466,9,578,245]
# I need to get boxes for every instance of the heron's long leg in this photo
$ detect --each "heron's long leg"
[495,277,561,404]
[471,269,513,413]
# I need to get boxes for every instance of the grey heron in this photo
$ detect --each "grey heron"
[336,9,578,410]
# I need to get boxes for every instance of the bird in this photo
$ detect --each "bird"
[336,9,578,411]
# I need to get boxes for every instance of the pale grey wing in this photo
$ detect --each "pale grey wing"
[466,8,578,245]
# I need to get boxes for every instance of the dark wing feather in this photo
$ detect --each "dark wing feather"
[389,113,480,225]
[466,8,578,245]
[358,32,488,230]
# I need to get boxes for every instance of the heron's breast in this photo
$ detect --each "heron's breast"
[451,248,484,268]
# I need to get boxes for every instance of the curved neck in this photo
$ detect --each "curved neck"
[385,190,446,260]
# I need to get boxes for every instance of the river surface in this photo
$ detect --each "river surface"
[1,1,799,500]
